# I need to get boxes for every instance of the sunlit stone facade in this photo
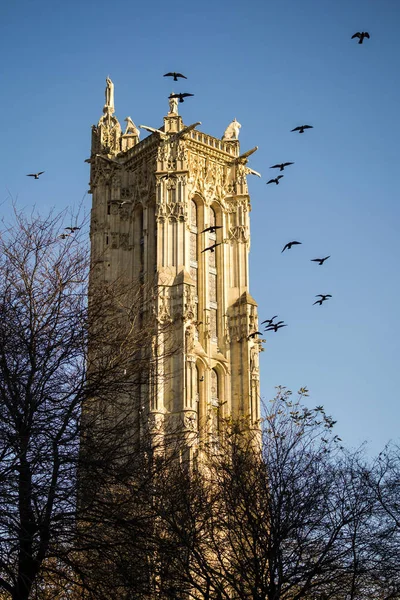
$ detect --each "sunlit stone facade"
[87,79,261,455]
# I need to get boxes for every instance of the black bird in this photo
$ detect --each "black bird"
[65,226,80,232]
[270,162,294,172]
[282,241,302,253]
[201,225,223,234]
[201,243,221,253]
[164,72,187,81]
[291,125,313,134]
[265,323,287,333]
[169,93,194,103]
[351,32,370,44]
[261,315,278,326]
[313,294,332,306]
[247,331,263,340]
[58,233,70,239]
[266,319,284,326]
[27,171,44,179]
[311,256,330,265]
[267,175,284,185]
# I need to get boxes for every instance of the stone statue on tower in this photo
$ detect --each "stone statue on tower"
[104,77,115,114]
[168,94,179,115]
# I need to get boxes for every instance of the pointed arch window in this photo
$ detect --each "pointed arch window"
[190,200,199,321]
[133,205,144,280]
[209,207,218,340]
[210,369,220,441]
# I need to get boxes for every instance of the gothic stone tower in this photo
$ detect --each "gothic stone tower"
[88,78,261,453]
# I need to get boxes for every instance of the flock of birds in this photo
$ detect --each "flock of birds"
[165,50,371,340]
[26,37,370,336]
[163,72,194,104]
[246,30,370,339]
[162,69,345,339]
[250,106,329,336]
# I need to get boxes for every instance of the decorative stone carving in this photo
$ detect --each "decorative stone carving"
[224,314,231,344]
[149,412,164,433]
[158,287,172,323]
[177,174,187,186]
[120,233,129,250]
[160,181,186,221]
[121,187,132,199]
[167,157,177,171]
[176,142,187,162]
[250,345,259,375]
[204,313,211,339]
[111,232,118,249]
[185,325,195,354]
[183,410,197,431]
[229,225,248,242]
[124,117,140,137]
[157,143,168,162]
[111,175,121,201]
[222,118,241,140]
[183,286,196,321]
[228,313,248,342]
[119,205,131,221]
[91,157,120,187]
[169,95,179,115]
[233,163,249,194]
[96,114,122,155]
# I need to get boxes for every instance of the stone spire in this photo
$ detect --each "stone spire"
[91,77,121,157]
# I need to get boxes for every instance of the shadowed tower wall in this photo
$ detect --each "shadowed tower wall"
[87,79,262,455]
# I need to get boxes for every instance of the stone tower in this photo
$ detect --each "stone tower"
[88,79,262,454]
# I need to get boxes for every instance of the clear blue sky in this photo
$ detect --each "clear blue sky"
[1,0,398,455]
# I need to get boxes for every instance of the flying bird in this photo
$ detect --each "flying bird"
[282,241,302,253]
[265,320,285,330]
[311,256,330,265]
[58,233,70,239]
[261,316,278,326]
[201,225,223,234]
[351,32,370,44]
[65,227,80,232]
[267,175,284,185]
[247,331,263,340]
[291,125,313,134]
[270,162,294,172]
[169,93,194,103]
[201,243,221,253]
[27,171,44,179]
[313,294,332,306]
[265,323,287,333]
[164,72,187,81]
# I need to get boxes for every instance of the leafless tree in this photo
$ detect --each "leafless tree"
[150,387,380,600]
[0,208,89,600]
[362,444,400,600]
[0,206,176,600]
